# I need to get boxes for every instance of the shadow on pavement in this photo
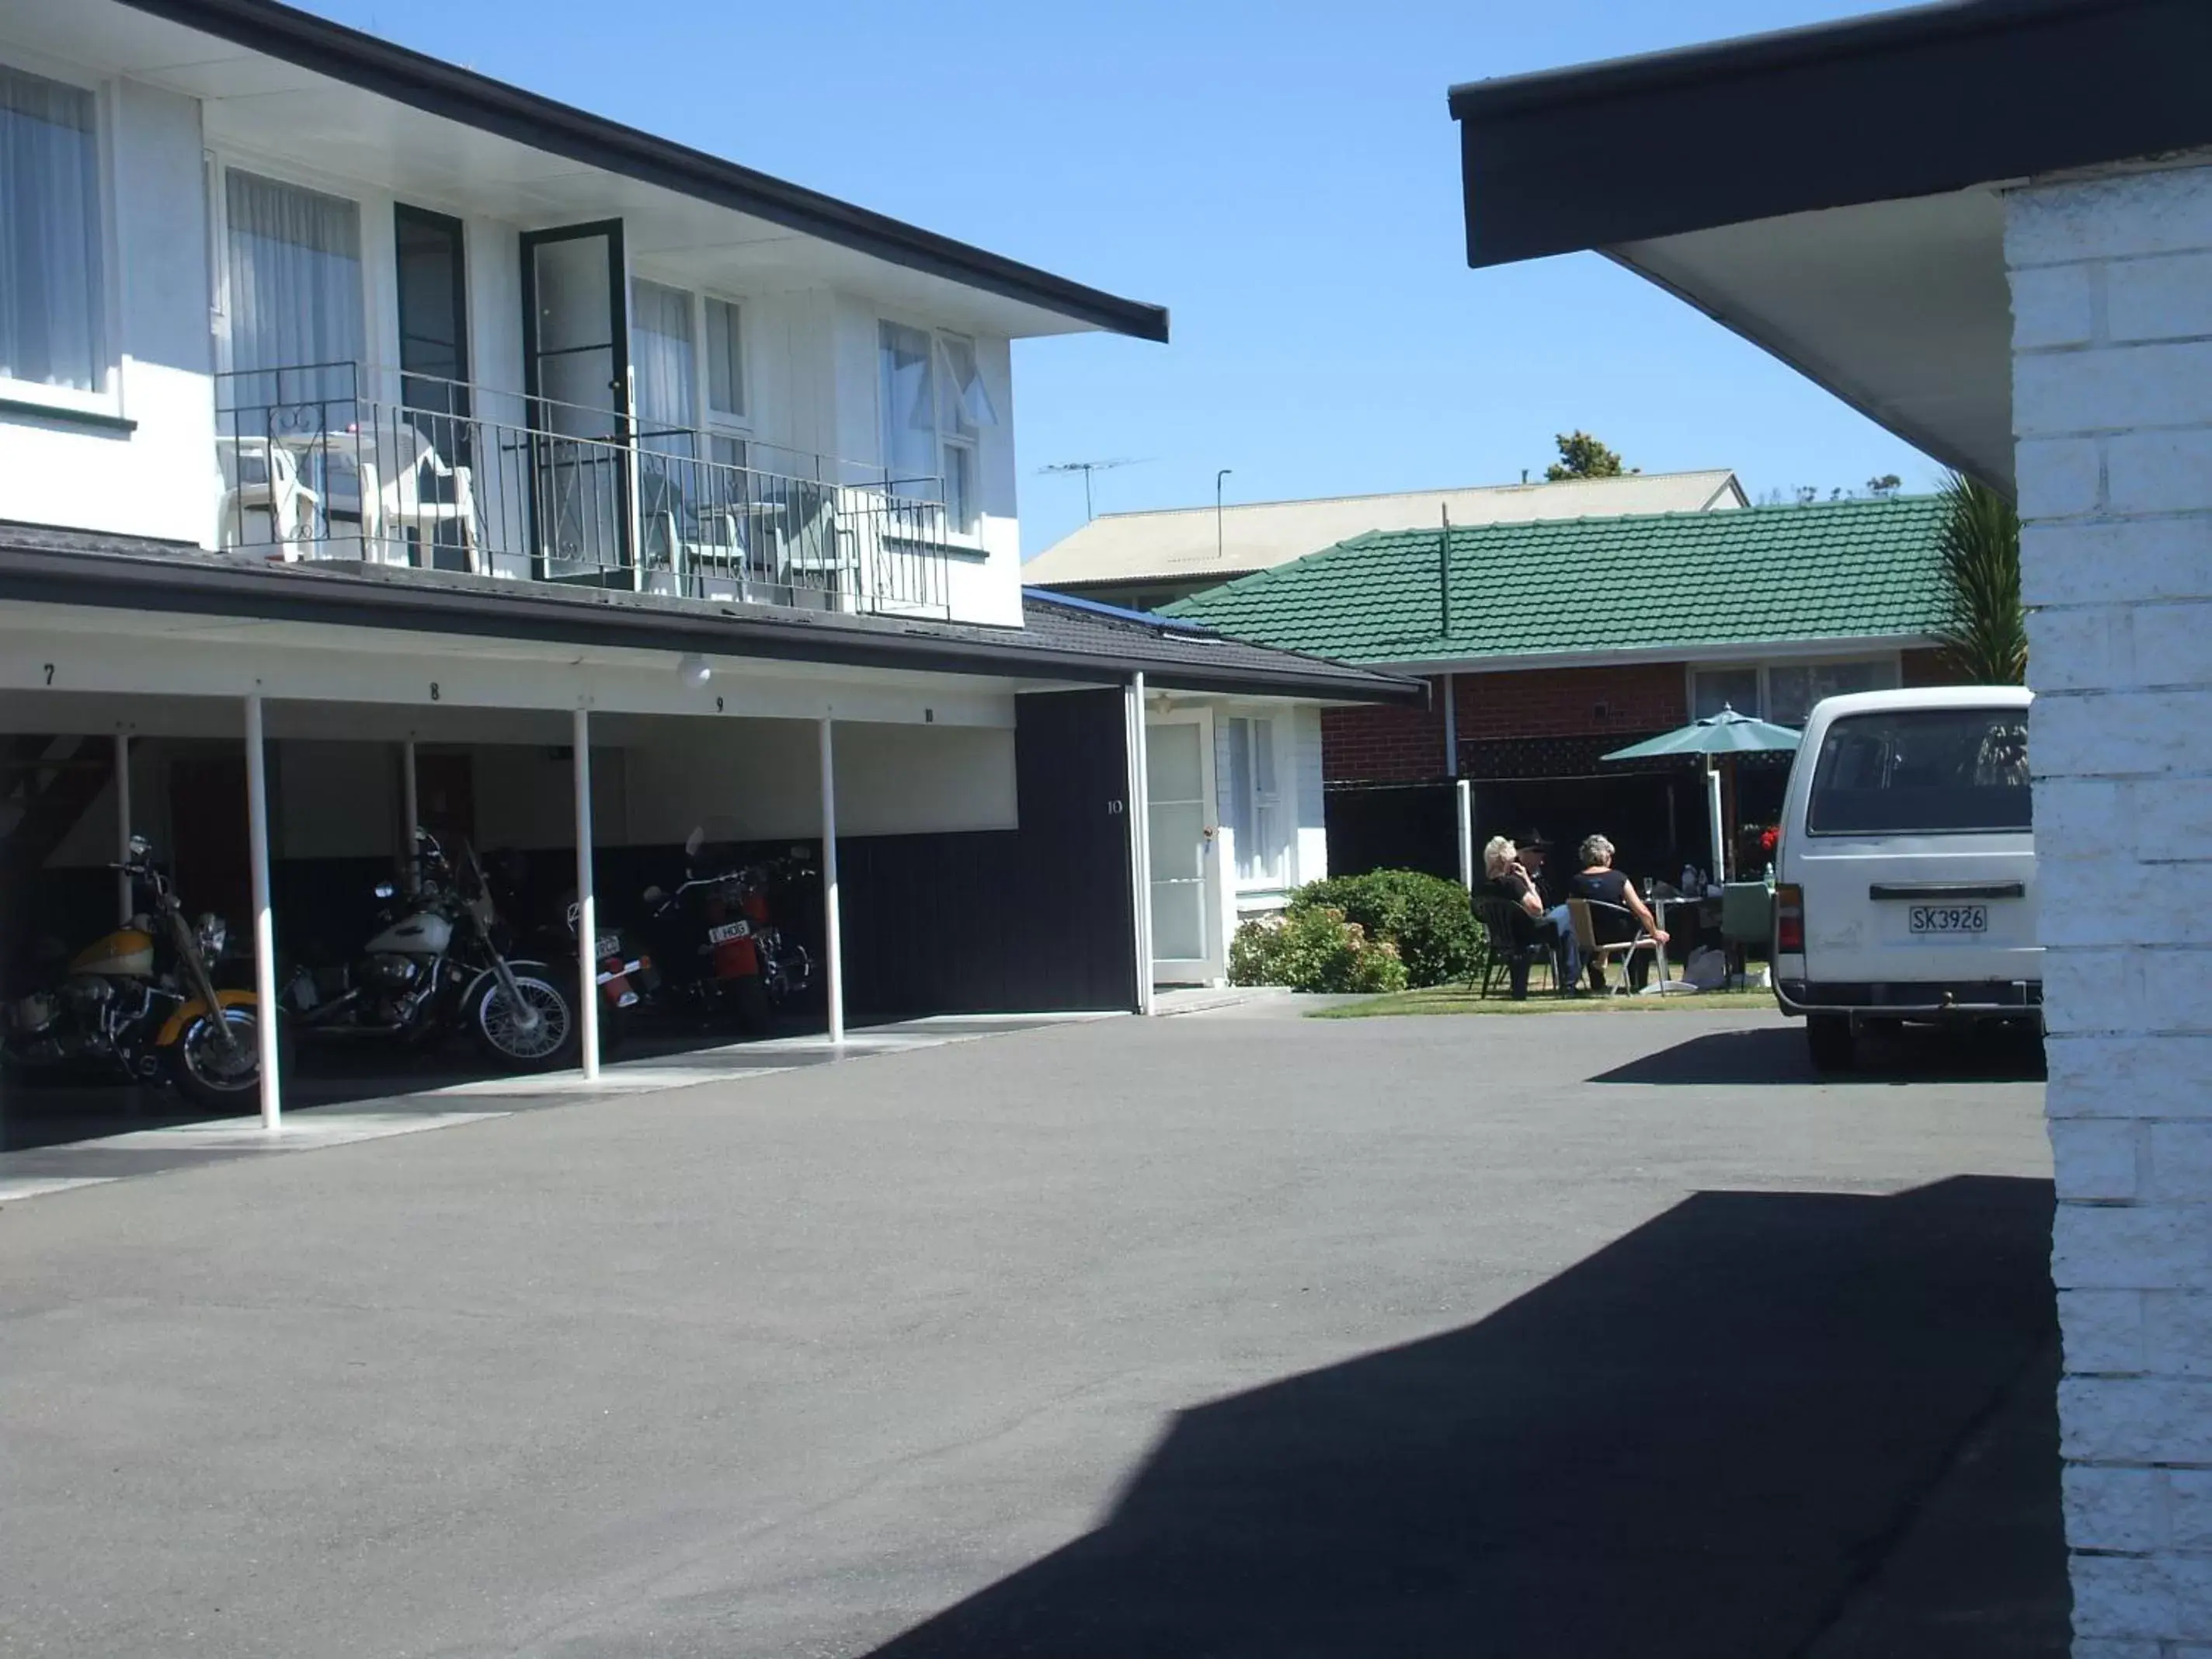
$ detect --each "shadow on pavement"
[863,1176,2065,1659]
[1589,1024,2047,1087]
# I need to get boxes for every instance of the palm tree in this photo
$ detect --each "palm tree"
[1934,471,2026,685]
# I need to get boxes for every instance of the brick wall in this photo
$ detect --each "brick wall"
[1322,663,1687,784]
[2008,162,2212,1651]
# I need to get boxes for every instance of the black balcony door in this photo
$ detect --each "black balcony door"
[520,220,631,585]
[395,204,473,571]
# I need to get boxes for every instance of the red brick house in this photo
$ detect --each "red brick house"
[1166,496,1958,880]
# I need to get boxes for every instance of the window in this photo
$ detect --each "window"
[629,277,696,454]
[224,169,363,412]
[704,297,743,424]
[1767,660,1897,727]
[878,321,996,534]
[1224,716,1285,884]
[1690,658,1901,726]
[1692,667,1761,721]
[0,64,105,392]
[1808,708,2032,836]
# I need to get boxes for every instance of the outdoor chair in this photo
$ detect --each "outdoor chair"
[215,436,318,559]
[1567,896,1657,995]
[1471,894,1558,1000]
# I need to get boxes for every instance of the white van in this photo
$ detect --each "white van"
[1772,685,2037,1070]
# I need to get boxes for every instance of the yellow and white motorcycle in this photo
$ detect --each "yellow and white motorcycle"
[2,835,270,1107]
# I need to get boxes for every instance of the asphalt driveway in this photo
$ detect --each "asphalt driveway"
[0,1008,2060,1657]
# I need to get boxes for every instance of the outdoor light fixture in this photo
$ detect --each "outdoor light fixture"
[677,654,712,688]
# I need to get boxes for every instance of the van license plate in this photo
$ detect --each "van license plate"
[1910,905,1986,934]
[708,920,751,944]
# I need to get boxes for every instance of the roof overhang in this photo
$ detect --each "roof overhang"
[5,0,1167,343]
[0,529,1420,707]
[1449,0,2212,494]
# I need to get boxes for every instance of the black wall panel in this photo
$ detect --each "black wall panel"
[840,688,1136,1017]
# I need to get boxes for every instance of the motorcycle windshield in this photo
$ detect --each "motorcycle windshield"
[683,816,753,879]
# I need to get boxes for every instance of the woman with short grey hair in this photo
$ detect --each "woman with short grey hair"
[1568,833,1668,992]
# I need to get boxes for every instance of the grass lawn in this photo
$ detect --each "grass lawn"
[1314,986,1782,1018]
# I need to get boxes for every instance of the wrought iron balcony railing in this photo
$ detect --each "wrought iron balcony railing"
[212,363,955,619]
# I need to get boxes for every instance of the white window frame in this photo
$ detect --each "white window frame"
[1224,711,1291,892]
[1685,652,1904,727]
[876,314,989,545]
[0,49,122,420]
[697,289,750,470]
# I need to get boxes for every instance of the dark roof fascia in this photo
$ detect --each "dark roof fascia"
[114,0,1169,343]
[0,542,1420,706]
[1448,0,2212,267]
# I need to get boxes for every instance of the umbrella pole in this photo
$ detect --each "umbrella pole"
[1723,756,1739,882]
[1706,762,1726,885]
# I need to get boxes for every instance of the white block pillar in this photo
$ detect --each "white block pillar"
[819,715,843,1045]
[113,732,133,923]
[1456,777,1474,892]
[242,694,280,1130]
[2007,161,2212,1649]
[1125,675,1154,1014]
[1706,765,1727,885]
[572,708,599,1081]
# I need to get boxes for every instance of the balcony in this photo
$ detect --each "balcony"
[210,364,956,619]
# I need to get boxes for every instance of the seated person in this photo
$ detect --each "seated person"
[1567,833,1669,992]
[1480,835,1581,989]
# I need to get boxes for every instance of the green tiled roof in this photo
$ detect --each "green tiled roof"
[1160,496,1949,665]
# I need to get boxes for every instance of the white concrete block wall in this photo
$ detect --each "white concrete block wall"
[2009,159,2212,1653]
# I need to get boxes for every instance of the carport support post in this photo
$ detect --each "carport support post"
[818,715,843,1046]
[113,732,133,923]
[1125,674,1154,1015]
[572,709,600,1081]
[400,738,419,893]
[1455,777,1473,893]
[243,694,280,1130]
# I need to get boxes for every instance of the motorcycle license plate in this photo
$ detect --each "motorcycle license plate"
[594,934,619,959]
[1909,904,1987,934]
[708,920,752,944]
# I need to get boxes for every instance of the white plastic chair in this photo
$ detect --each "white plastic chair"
[364,425,481,573]
[215,436,318,560]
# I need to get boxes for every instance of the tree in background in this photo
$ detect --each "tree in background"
[1866,473,1903,496]
[1934,470,2026,685]
[1544,431,1635,481]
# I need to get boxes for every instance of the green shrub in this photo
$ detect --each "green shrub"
[1229,906,1409,994]
[1290,870,1482,988]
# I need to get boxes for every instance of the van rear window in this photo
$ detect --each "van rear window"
[1807,708,2032,835]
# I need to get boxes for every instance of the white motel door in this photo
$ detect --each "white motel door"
[1146,710,1223,984]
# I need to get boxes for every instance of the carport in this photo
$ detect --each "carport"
[0,526,1417,1132]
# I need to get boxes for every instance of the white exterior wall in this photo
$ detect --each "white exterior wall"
[0,55,1030,627]
[0,75,214,546]
[2008,160,2212,1654]
[1292,704,1329,891]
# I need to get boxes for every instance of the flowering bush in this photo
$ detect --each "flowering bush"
[1229,906,1409,994]
[1289,870,1484,987]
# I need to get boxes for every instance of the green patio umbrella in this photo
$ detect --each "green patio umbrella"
[1602,707,1800,882]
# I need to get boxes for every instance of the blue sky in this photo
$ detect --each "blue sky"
[307,0,1930,555]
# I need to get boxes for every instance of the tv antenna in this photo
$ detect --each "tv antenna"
[1039,457,1148,520]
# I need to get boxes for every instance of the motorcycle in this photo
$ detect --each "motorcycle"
[279,827,576,1071]
[2,834,270,1108]
[638,821,815,1035]
[557,895,659,1053]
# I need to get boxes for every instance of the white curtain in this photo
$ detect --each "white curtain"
[878,322,937,490]
[0,66,104,391]
[224,169,363,412]
[1226,718,1282,883]
[630,278,695,450]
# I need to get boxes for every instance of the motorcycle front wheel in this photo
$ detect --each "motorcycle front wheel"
[466,971,576,1072]
[171,1004,275,1108]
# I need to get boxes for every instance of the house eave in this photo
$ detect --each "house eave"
[1448,0,2212,269]
[112,0,1169,343]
